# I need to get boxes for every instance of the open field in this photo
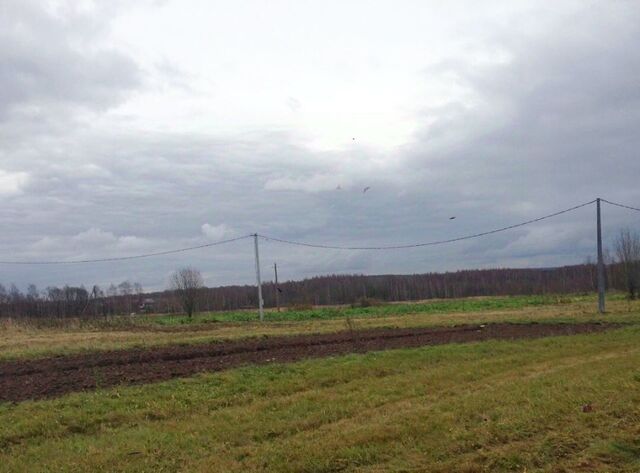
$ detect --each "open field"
[0,322,615,403]
[1,294,639,472]
[148,295,568,324]
[2,325,640,472]
[1,294,639,361]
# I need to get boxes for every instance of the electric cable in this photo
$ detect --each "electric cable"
[259,200,597,250]
[0,235,253,265]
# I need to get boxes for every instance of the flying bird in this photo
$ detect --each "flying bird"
[363,186,370,193]
[449,216,456,220]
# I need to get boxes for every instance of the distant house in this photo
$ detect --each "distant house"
[138,298,155,313]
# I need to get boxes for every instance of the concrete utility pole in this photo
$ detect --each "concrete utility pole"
[596,198,606,313]
[253,234,264,321]
[274,262,280,312]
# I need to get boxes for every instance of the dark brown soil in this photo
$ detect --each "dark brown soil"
[0,322,616,403]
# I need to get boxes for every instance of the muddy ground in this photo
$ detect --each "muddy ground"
[0,322,616,403]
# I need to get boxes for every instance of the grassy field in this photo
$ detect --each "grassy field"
[1,324,640,472]
[1,294,639,360]
[148,294,568,324]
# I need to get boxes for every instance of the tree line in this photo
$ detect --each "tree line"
[1,228,639,319]
[0,262,634,319]
[0,280,144,318]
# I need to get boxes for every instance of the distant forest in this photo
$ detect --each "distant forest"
[0,262,631,319]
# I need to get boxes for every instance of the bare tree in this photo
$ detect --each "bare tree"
[170,267,204,318]
[118,281,133,314]
[614,228,640,299]
[91,285,104,317]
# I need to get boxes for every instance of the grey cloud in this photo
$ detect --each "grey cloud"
[1,1,640,291]
[0,1,140,120]
[404,3,640,210]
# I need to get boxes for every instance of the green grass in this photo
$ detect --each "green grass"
[2,293,639,361]
[2,326,640,472]
[148,294,585,325]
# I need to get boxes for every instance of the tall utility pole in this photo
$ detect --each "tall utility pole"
[274,262,280,312]
[596,198,606,313]
[253,234,264,321]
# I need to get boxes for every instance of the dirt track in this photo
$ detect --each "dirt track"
[0,322,616,403]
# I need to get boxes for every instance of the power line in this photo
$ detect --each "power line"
[259,200,597,250]
[0,235,253,265]
[0,198,609,263]
[601,199,640,213]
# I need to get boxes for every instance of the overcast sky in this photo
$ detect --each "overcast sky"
[1,0,639,291]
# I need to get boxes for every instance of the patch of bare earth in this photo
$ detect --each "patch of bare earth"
[0,322,616,403]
